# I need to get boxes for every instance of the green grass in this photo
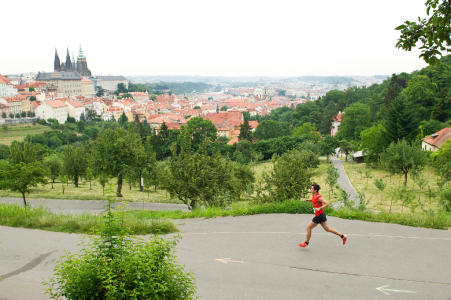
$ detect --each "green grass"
[0,203,177,235]
[343,162,441,213]
[0,123,52,145]
[0,180,183,204]
[329,209,451,230]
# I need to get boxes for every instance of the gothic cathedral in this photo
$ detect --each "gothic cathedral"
[54,44,92,77]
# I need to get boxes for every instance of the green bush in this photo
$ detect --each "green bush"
[439,186,451,213]
[43,201,197,299]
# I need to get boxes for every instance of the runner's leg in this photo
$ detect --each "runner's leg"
[320,221,342,237]
[305,221,318,243]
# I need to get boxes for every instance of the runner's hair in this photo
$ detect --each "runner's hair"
[312,183,320,192]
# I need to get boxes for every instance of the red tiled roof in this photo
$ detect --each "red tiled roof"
[66,100,85,108]
[422,128,451,148]
[44,100,68,108]
[227,137,239,145]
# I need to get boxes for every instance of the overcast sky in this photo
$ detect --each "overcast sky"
[2,0,431,77]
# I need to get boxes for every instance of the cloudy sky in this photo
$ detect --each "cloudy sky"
[2,0,430,77]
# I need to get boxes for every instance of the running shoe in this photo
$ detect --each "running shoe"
[342,235,347,245]
[298,242,309,248]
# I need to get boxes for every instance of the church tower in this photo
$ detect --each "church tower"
[54,48,61,71]
[76,44,92,76]
[65,48,72,71]
[216,103,219,113]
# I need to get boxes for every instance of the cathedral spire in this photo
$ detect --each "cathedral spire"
[54,48,61,72]
[65,47,72,71]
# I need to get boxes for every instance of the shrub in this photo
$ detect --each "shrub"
[43,200,197,299]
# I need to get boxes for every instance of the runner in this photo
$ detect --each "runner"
[298,183,347,247]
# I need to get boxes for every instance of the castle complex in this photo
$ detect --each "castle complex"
[54,45,92,77]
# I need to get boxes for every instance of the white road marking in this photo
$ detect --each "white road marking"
[173,231,451,241]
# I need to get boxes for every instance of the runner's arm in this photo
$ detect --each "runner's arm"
[314,197,329,211]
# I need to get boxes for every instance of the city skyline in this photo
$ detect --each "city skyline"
[2,0,430,77]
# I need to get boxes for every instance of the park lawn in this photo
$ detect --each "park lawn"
[0,123,52,145]
[343,162,440,213]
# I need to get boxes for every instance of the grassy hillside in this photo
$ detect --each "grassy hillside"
[0,123,52,145]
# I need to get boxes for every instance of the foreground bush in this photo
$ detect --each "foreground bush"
[43,201,197,300]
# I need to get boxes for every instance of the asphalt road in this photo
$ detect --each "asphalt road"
[331,157,360,207]
[1,214,450,300]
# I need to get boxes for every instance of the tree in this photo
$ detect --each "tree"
[30,96,36,101]
[431,139,451,182]
[374,178,387,204]
[117,83,128,93]
[20,111,26,118]
[238,115,253,142]
[62,145,87,187]
[380,139,428,186]
[92,128,144,197]
[118,112,128,125]
[291,122,321,140]
[9,112,14,119]
[163,131,254,209]
[183,117,217,151]
[43,154,62,189]
[9,140,40,164]
[233,140,262,164]
[335,102,371,141]
[122,93,133,99]
[404,74,438,119]
[79,113,86,122]
[319,135,339,161]
[396,0,451,66]
[220,105,228,111]
[1,112,6,118]
[0,161,47,207]
[26,110,33,117]
[150,94,157,101]
[326,163,339,198]
[15,112,20,119]
[253,120,285,140]
[319,101,338,134]
[259,149,312,202]
[339,140,357,162]
[96,86,105,97]
[360,124,386,163]
[382,95,419,146]
[28,87,35,92]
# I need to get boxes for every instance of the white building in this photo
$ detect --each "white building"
[66,100,85,121]
[96,75,128,92]
[0,80,7,97]
[36,100,68,124]
[6,83,18,97]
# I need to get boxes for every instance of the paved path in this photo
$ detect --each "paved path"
[330,157,359,207]
[0,197,189,214]
[1,215,450,300]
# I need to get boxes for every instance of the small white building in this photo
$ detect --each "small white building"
[36,100,68,124]
[422,128,451,151]
[66,100,85,121]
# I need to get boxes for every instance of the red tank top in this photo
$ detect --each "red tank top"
[312,193,323,216]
